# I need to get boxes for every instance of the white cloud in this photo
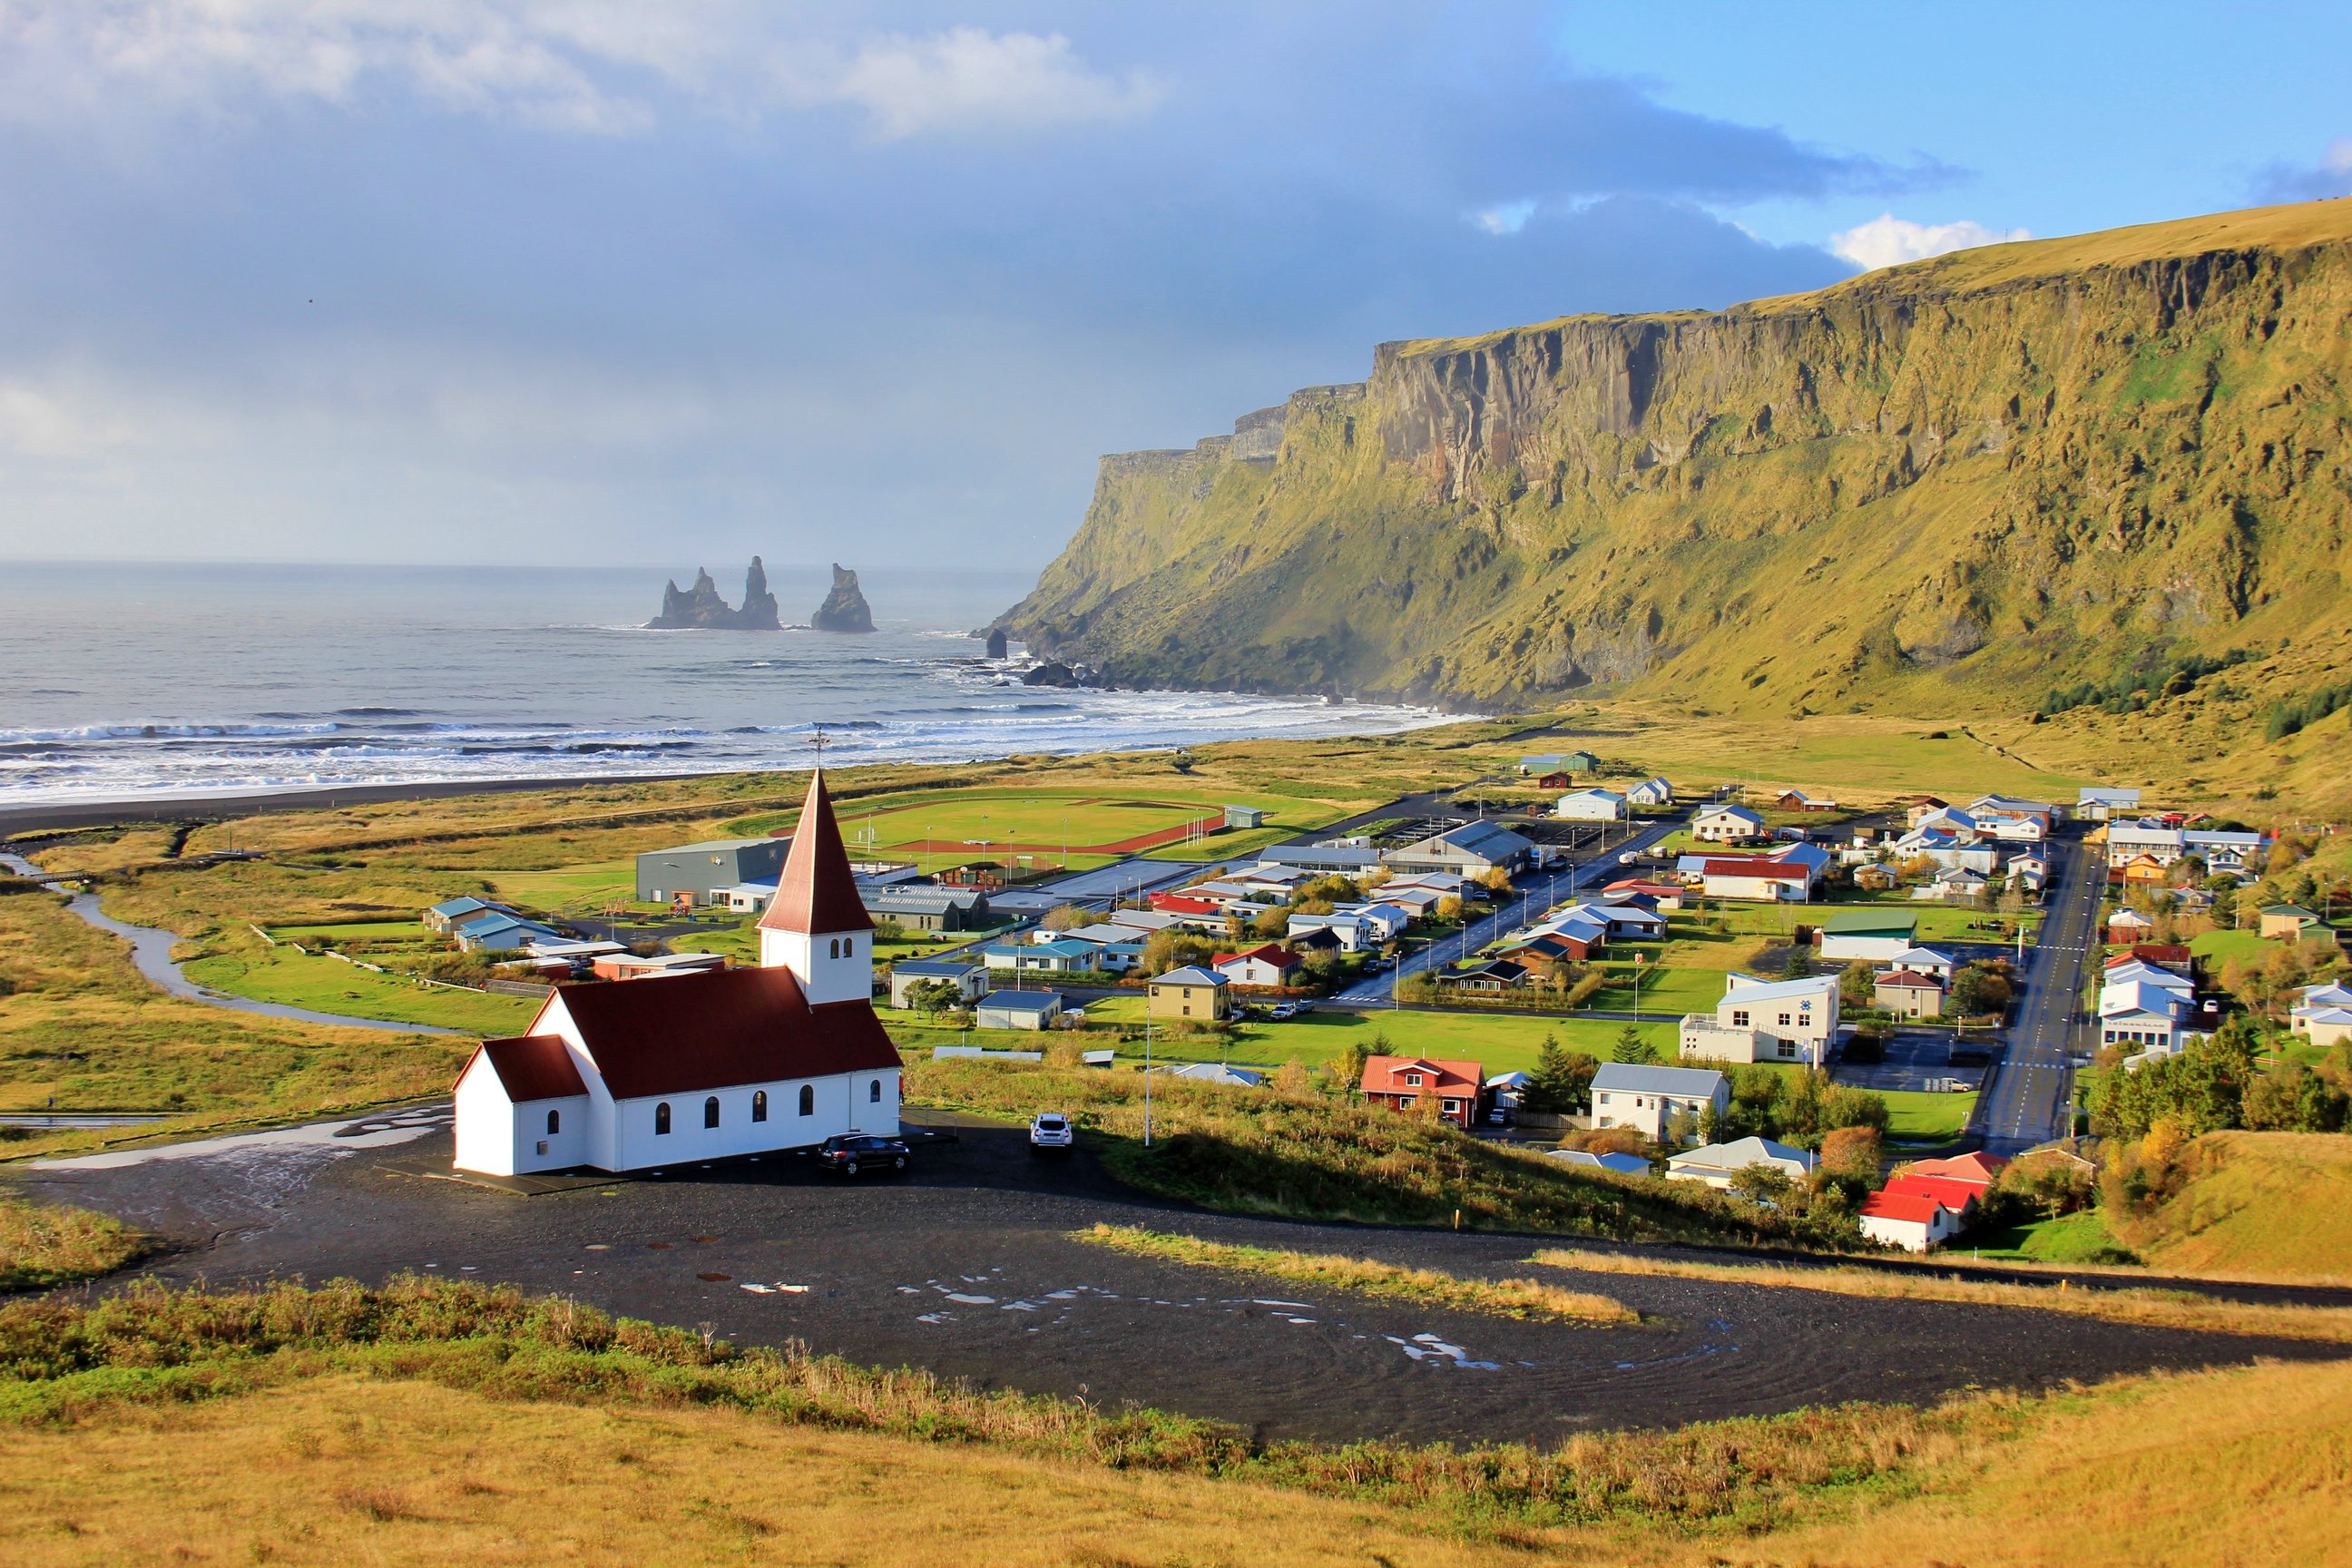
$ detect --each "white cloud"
[818,26,1159,141]
[1829,212,2031,272]
[0,4,1157,139]
[1472,199,1536,236]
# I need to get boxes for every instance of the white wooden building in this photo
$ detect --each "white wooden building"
[452,772,903,1177]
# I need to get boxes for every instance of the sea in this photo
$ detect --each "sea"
[0,563,1446,806]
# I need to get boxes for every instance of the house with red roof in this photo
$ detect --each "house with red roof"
[1359,1054,1488,1129]
[452,770,903,1178]
[1212,943,1302,988]
[1699,857,1811,902]
[1858,1180,1969,1251]
[1906,1152,2008,1188]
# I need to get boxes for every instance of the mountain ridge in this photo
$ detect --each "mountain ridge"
[1000,198,2352,720]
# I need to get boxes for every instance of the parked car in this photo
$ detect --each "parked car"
[1267,1003,1298,1021]
[816,1132,910,1176]
[1028,1112,1074,1155]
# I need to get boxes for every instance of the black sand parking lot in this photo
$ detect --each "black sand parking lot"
[16,1110,2348,1447]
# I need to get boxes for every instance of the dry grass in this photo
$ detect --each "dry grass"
[0,1375,1523,1568]
[2115,1131,2352,1283]
[1077,1222,1644,1327]
[1527,1248,2352,1344]
[1751,1357,2352,1568]
[0,1195,145,1291]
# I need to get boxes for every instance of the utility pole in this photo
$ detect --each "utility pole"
[1143,1007,1154,1147]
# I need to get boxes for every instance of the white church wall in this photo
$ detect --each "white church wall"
[453,1058,518,1175]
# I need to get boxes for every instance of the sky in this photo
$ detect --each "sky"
[0,1,2346,573]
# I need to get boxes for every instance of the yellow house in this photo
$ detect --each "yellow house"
[1147,965,1231,1022]
[2259,905,2321,940]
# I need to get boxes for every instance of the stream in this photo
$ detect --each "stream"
[3,849,456,1035]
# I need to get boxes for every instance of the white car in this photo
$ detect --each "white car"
[1028,1112,1074,1155]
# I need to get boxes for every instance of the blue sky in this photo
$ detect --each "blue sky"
[0,1,2344,573]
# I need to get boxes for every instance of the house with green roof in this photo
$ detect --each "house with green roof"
[1818,908,1919,962]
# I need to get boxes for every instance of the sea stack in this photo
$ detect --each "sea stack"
[810,564,875,633]
[646,557,782,630]
[985,626,1008,660]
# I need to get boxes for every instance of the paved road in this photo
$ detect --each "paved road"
[1978,833,2103,1155]
[1333,813,1687,1005]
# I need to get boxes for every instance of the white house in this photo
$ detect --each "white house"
[1692,804,1765,843]
[2076,787,2142,820]
[1700,856,1812,902]
[975,990,1064,1030]
[1590,1063,1730,1142]
[2292,983,2352,1048]
[1288,911,1378,950]
[451,771,902,1179]
[2100,961,2195,1055]
[1679,973,1838,1066]
[1818,911,1920,963]
[1626,776,1674,808]
[1879,945,1956,981]
[1556,788,1629,821]
[1859,1187,1967,1251]
[2106,820,2188,865]
[1666,1136,1817,1189]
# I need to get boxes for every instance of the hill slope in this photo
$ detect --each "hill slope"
[1002,200,2352,719]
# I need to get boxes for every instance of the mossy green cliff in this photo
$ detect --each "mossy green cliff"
[1002,200,2352,715]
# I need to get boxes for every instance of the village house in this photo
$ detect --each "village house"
[1775,789,1838,812]
[590,952,727,982]
[982,937,1102,975]
[2101,958,2197,1057]
[1359,1054,1488,1129]
[887,957,985,1009]
[1148,965,1231,1022]
[1679,972,1839,1066]
[1626,776,1674,808]
[859,885,994,933]
[452,911,566,953]
[1555,788,1628,821]
[1387,819,1536,877]
[2075,786,2142,820]
[1691,803,1766,842]
[2291,982,2352,1047]
[1590,1063,1729,1142]
[1818,909,1920,963]
[2259,904,2322,940]
[1435,959,1527,994]
[452,771,901,1179]
[2104,907,2157,944]
[1914,866,1990,903]
[1666,1136,1816,1189]
[1880,944,1956,981]
[425,896,517,935]
[1859,1182,1968,1251]
[1700,856,1811,902]
[1874,969,1946,1019]
[975,990,1063,1030]
[1212,942,1302,987]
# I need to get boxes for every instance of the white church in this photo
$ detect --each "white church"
[452,771,904,1177]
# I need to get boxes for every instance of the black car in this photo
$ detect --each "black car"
[815,1132,912,1176]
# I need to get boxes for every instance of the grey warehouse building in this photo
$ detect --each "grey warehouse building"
[634,837,790,905]
[862,886,994,932]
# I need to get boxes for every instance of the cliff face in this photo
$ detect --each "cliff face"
[1003,200,2352,712]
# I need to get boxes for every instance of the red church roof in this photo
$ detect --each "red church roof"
[466,1034,587,1102]
[540,965,900,1100]
[759,769,874,935]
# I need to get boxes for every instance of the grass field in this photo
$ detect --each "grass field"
[0,891,466,1160]
[2188,926,2271,967]
[180,945,538,1035]
[0,1196,146,1291]
[1969,1208,2127,1265]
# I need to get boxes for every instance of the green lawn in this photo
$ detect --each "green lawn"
[1968,1208,2126,1265]
[265,920,427,943]
[1877,1088,1978,1142]
[180,946,539,1035]
[2190,927,2270,966]
[487,858,639,914]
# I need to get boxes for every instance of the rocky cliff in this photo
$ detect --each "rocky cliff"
[649,557,781,630]
[809,564,874,633]
[1001,200,2352,714]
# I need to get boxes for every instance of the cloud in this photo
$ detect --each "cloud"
[2252,137,2352,202]
[816,26,1158,140]
[0,3,1157,140]
[1828,213,2031,271]
[1472,199,1537,235]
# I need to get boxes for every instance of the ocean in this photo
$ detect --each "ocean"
[0,563,1444,804]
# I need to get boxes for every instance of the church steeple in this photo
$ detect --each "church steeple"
[758,770,875,1004]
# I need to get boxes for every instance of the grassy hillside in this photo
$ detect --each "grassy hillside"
[1004,198,2352,781]
[2113,1130,2352,1281]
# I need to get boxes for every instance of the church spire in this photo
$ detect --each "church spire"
[759,769,874,936]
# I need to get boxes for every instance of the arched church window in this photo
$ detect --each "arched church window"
[798,1084,815,1116]
[546,1109,560,1135]
[704,1097,720,1129]
[654,1102,671,1135]
[752,1090,768,1122]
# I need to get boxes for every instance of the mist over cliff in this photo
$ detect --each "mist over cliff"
[1000,200,2352,717]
